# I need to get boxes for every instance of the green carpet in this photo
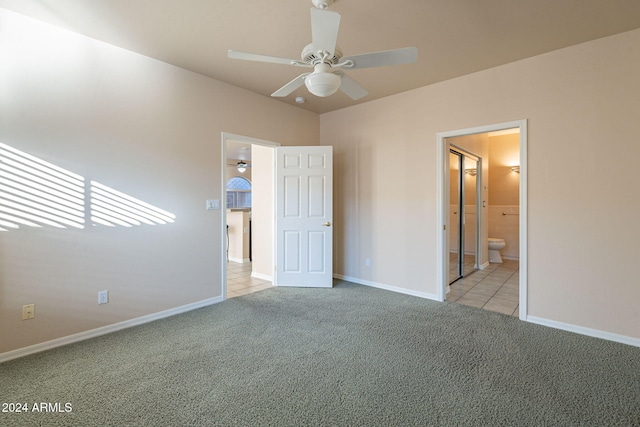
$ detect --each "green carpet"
[1,281,639,426]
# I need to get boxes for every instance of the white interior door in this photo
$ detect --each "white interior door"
[275,146,333,287]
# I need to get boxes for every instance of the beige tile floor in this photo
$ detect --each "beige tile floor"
[447,259,520,317]
[226,261,272,298]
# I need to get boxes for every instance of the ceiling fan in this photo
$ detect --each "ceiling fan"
[227,0,417,100]
[227,160,251,173]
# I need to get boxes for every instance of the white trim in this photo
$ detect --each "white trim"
[518,121,528,321]
[437,120,528,320]
[334,274,439,301]
[527,316,640,348]
[251,271,272,281]
[0,296,223,363]
[221,132,280,301]
[488,128,519,137]
[228,257,251,264]
[436,135,446,301]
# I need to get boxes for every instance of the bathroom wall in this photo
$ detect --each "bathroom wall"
[487,206,519,260]
[488,133,520,259]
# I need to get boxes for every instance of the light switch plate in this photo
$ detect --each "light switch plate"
[206,199,220,210]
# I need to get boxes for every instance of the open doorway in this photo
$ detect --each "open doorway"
[221,134,334,298]
[221,133,279,300]
[437,120,527,320]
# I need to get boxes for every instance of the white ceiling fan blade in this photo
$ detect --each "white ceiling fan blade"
[335,71,368,100]
[271,73,311,97]
[342,47,418,69]
[228,50,301,66]
[311,8,341,56]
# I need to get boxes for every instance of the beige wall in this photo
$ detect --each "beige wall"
[488,133,520,259]
[322,28,640,340]
[226,211,250,263]
[488,133,519,206]
[2,7,639,357]
[250,145,274,280]
[0,9,318,355]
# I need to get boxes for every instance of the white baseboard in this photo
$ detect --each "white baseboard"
[527,316,640,348]
[0,296,224,364]
[251,272,272,281]
[334,274,439,301]
[228,257,250,264]
[479,261,490,270]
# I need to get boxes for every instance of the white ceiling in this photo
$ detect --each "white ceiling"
[2,0,640,115]
[227,140,252,163]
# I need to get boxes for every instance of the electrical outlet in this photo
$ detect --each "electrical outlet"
[22,304,35,320]
[98,290,109,305]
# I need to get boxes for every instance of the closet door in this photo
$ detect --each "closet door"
[449,147,481,284]
[449,150,464,284]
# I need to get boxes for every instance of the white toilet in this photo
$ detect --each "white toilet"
[488,238,506,263]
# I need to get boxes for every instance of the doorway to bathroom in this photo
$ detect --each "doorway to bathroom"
[437,120,527,320]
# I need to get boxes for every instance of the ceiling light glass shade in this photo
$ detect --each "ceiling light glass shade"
[305,71,341,97]
[237,162,247,173]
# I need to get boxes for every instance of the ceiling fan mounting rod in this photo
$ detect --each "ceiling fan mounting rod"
[311,0,334,10]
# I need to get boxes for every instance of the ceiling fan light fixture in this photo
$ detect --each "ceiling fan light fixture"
[305,70,341,97]
[237,161,247,173]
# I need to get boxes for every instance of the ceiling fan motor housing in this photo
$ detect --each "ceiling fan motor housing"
[301,43,342,65]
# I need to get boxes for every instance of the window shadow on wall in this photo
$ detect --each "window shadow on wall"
[0,142,175,231]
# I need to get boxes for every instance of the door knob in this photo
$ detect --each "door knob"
[322,221,331,227]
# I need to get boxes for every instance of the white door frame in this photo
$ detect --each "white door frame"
[436,120,528,320]
[220,132,280,300]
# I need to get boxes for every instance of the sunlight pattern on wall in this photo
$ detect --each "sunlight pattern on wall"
[0,143,85,231]
[90,181,176,227]
[0,143,176,231]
